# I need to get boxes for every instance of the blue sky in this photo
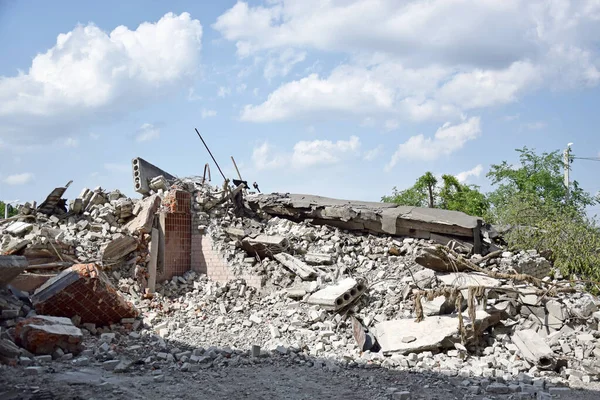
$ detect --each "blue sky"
[1,0,600,215]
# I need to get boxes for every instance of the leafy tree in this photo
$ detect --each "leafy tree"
[488,147,600,284]
[382,172,489,216]
[382,172,437,208]
[0,201,18,218]
[486,146,597,222]
[438,175,489,217]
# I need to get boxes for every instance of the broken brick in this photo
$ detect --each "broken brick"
[31,263,137,326]
[15,315,83,356]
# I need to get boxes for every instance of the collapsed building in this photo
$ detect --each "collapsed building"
[0,157,599,398]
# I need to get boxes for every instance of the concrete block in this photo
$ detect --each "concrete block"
[307,278,366,310]
[124,195,161,235]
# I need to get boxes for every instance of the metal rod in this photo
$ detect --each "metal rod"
[231,156,243,181]
[195,128,226,181]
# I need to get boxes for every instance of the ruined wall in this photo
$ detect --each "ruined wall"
[159,190,191,282]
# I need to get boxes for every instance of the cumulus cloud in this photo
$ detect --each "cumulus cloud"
[363,146,383,161]
[241,68,394,122]
[456,164,484,183]
[136,123,160,142]
[386,117,481,169]
[292,136,360,168]
[0,12,202,145]
[201,109,217,119]
[252,136,361,170]
[218,1,600,124]
[264,48,306,80]
[4,173,34,185]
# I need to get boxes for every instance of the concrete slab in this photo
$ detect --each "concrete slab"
[374,310,495,355]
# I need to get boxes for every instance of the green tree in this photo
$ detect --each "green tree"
[382,172,489,216]
[382,172,437,208]
[488,147,600,284]
[438,175,489,217]
[0,201,18,218]
[486,146,597,222]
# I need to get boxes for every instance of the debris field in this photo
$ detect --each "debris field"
[1,157,600,400]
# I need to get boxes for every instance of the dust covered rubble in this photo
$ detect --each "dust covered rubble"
[1,178,600,399]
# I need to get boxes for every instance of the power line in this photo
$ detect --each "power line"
[571,156,600,161]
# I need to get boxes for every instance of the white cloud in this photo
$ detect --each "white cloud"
[264,48,306,80]
[136,123,160,142]
[63,137,79,147]
[252,136,361,170]
[292,136,361,168]
[217,86,231,97]
[104,163,130,173]
[241,68,394,122]
[201,109,217,119]
[220,1,600,124]
[363,146,383,161]
[384,120,399,132]
[435,61,542,109]
[4,172,34,185]
[456,164,484,183]
[89,132,100,140]
[0,12,202,146]
[252,142,287,171]
[386,117,481,169]
[236,83,247,93]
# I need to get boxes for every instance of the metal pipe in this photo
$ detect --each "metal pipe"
[195,128,227,181]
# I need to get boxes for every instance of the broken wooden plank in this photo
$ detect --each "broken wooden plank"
[512,329,556,370]
[273,253,317,280]
[414,246,470,273]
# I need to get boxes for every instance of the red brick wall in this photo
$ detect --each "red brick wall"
[160,191,191,281]
[191,234,262,288]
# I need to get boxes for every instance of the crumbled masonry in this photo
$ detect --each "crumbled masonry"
[1,158,600,399]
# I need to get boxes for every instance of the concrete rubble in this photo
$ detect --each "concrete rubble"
[0,157,599,399]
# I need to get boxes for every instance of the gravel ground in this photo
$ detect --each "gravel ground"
[2,360,600,400]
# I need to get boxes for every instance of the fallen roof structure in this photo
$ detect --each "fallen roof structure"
[246,193,483,253]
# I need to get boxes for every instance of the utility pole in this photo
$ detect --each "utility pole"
[564,143,573,203]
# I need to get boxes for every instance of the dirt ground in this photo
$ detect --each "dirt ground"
[2,361,600,400]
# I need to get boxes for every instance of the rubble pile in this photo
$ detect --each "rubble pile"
[1,161,600,399]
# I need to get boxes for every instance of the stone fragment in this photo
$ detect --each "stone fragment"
[273,253,317,280]
[101,236,138,264]
[124,195,161,234]
[14,315,83,355]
